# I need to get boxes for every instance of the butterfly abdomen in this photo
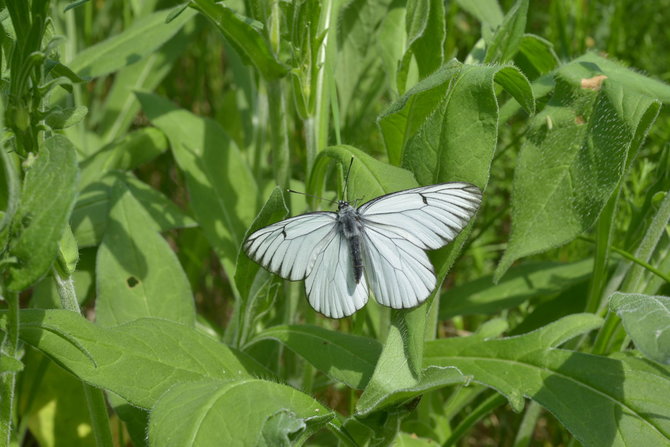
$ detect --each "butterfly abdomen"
[337,202,364,283]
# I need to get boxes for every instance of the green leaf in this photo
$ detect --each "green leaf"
[514,34,559,80]
[148,379,332,446]
[484,0,528,64]
[2,309,266,409]
[137,92,258,279]
[96,28,191,143]
[79,127,168,190]
[71,172,196,248]
[189,0,287,80]
[6,135,79,291]
[95,176,195,327]
[495,74,661,280]
[379,60,534,172]
[610,292,670,364]
[44,105,88,129]
[252,325,382,389]
[397,0,445,92]
[441,259,595,318]
[308,145,418,202]
[356,366,466,415]
[425,314,670,446]
[67,7,196,79]
[231,188,286,346]
[453,0,503,31]
[561,52,670,104]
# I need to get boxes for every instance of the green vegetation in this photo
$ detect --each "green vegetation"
[1,0,670,445]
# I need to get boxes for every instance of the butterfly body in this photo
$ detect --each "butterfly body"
[336,201,364,283]
[244,183,482,318]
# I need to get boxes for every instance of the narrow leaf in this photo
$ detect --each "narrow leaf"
[189,0,287,80]
[484,0,528,64]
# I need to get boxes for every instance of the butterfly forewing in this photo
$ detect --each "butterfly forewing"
[244,212,337,280]
[358,183,481,308]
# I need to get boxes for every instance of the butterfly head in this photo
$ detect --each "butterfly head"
[337,200,350,211]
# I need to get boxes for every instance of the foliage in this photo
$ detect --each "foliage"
[1,0,670,446]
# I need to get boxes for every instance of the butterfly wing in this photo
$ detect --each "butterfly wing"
[305,229,369,318]
[244,212,368,318]
[358,183,481,309]
[244,212,338,281]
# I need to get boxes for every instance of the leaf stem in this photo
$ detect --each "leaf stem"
[443,392,506,446]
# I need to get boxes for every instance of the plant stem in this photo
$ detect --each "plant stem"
[584,190,618,314]
[53,268,114,447]
[513,401,542,447]
[0,291,19,447]
[53,268,80,312]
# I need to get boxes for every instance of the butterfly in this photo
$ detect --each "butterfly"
[243,182,482,318]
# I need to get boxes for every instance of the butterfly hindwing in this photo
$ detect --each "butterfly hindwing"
[358,183,481,308]
[305,230,369,318]
[244,212,337,281]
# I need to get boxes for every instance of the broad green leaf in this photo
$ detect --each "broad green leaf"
[148,379,332,447]
[79,127,168,190]
[484,0,528,64]
[560,52,670,104]
[6,135,79,291]
[137,92,258,279]
[308,145,418,203]
[610,292,670,364]
[96,176,195,327]
[441,259,595,318]
[514,34,559,80]
[252,325,382,389]
[425,314,670,446]
[189,0,287,80]
[495,75,661,280]
[67,8,196,79]
[379,60,533,170]
[71,172,196,248]
[2,309,265,409]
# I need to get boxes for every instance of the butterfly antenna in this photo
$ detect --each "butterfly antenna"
[342,157,354,201]
[286,189,338,205]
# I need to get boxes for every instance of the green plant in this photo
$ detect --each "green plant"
[1,0,670,445]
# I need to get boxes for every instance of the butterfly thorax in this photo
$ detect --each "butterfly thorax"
[336,201,364,283]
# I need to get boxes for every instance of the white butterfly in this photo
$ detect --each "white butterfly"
[244,183,482,318]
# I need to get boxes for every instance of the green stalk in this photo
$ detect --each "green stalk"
[53,269,114,447]
[0,291,19,447]
[513,401,542,447]
[443,392,506,447]
[584,190,618,314]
